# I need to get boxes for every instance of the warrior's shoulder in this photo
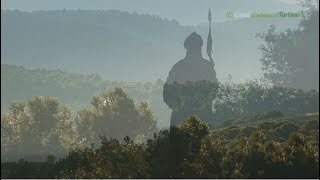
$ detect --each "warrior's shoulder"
[171,59,187,69]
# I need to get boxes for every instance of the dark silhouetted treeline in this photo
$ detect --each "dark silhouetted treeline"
[1,86,319,178]
[1,115,318,178]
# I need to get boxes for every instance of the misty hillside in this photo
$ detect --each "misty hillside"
[1,64,171,128]
[1,9,300,82]
[3,64,318,129]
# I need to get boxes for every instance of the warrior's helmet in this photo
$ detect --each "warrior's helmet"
[184,32,203,50]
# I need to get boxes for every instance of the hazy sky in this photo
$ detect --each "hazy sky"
[1,0,305,25]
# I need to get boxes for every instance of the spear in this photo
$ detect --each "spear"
[206,8,213,63]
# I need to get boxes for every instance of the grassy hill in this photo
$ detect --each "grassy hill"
[213,110,319,146]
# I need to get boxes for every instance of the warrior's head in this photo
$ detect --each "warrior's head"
[184,32,203,58]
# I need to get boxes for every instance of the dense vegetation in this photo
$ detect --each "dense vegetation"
[2,64,319,128]
[1,5,318,177]
[1,64,170,127]
[1,114,318,178]
[1,87,158,162]
[213,81,319,121]
[1,84,319,178]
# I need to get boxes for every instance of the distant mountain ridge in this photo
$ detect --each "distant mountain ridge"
[1,9,300,82]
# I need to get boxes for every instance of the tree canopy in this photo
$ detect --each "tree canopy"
[256,4,319,90]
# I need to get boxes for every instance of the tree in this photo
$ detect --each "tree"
[213,81,319,122]
[77,87,157,146]
[256,3,319,90]
[1,97,78,161]
[146,115,210,178]
[55,137,149,178]
[1,113,319,178]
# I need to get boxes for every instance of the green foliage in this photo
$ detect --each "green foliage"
[1,97,77,161]
[256,6,319,90]
[212,110,319,144]
[1,64,170,128]
[163,80,219,112]
[54,137,149,178]
[1,67,318,178]
[1,87,157,162]
[213,81,319,122]
[1,5,319,178]
[1,159,55,178]
[1,113,319,178]
[76,87,158,146]
[147,114,318,179]
[2,64,318,128]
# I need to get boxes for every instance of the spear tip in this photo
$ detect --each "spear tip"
[208,8,212,22]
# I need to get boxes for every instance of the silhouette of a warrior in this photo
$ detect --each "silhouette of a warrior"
[163,31,219,125]
[163,9,218,126]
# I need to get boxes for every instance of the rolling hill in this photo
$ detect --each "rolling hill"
[1,9,300,82]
